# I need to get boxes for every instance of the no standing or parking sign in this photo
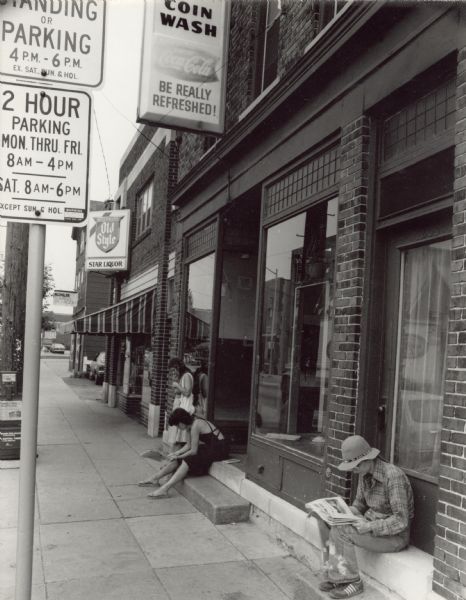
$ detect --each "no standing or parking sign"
[0,80,91,224]
[0,0,106,88]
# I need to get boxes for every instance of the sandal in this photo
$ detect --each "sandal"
[147,491,169,499]
[329,579,363,598]
[138,479,159,487]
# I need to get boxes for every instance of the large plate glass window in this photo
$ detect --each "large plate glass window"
[254,198,337,457]
[184,253,215,374]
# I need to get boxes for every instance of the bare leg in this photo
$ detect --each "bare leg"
[148,461,189,497]
[138,460,178,486]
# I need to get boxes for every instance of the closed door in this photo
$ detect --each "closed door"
[378,223,450,554]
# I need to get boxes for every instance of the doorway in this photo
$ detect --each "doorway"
[373,215,451,554]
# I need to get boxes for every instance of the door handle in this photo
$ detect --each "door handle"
[377,404,386,431]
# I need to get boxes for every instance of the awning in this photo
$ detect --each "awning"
[185,310,210,341]
[66,288,156,335]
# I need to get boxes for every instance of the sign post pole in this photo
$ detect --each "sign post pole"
[14,223,46,600]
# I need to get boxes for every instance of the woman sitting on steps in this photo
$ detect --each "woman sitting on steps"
[138,408,229,499]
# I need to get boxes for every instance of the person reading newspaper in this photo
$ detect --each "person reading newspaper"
[307,496,365,527]
[308,435,414,599]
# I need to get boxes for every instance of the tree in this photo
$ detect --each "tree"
[42,264,55,309]
[0,223,29,392]
[0,223,55,393]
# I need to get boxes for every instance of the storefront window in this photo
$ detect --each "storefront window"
[393,240,450,479]
[255,198,337,458]
[184,253,215,373]
[129,336,151,396]
[215,250,257,422]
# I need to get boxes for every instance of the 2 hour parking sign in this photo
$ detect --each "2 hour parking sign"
[0,80,90,223]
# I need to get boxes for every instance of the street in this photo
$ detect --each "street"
[1,359,321,600]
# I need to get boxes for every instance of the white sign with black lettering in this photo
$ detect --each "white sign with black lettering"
[0,81,90,223]
[85,209,130,271]
[53,289,78,306]
[138,0,230,134]
[0,0,106,88]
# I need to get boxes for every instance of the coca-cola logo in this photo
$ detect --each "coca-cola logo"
[155,45,218,83]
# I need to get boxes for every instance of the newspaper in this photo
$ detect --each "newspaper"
[305,496,364,526]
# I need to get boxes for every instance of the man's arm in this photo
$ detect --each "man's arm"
[364,475,411,536]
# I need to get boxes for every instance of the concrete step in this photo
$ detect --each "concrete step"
[209,461,434,600]
[175,474,250,525]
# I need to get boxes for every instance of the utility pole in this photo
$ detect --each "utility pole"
[0,223,30,393]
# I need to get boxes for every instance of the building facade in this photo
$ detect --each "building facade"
[69,201,111,376]
[169,3,466,598]
[73,3,466,599]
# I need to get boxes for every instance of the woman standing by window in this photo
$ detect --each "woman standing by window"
[166,357,195,444]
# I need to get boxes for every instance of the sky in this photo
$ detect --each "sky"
[45,0,144,300]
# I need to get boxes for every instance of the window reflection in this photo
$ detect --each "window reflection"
[184,253,215,373]
[255,199,337,457]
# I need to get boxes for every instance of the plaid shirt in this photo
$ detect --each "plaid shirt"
[352,458,414,536]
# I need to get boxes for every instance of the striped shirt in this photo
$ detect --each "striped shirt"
[352,458,414,536]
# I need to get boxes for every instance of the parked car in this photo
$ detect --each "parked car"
[88,352,105,385]
[50,343,65,354]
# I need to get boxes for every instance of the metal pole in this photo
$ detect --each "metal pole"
[15,223,46,600]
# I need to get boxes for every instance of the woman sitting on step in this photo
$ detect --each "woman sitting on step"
[138,408,229,499]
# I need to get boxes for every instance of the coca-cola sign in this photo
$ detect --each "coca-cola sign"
[138,0,230,135]
[155,45,218,84]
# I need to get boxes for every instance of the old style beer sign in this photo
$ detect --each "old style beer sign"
[94,214,123,252]
[138,0,230,134]
[85,209,130,271]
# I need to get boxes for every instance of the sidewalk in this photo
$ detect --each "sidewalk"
[1,359,326,600]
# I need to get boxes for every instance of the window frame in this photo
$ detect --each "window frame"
[251,195,338,462]
[135,179,153,239]
[253,0,281,99]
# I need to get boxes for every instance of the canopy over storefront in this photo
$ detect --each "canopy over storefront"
[65,288,156,335]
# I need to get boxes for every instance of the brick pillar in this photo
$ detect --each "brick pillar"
[325,116,371,498]
[432,48,466,600]
[150,138,180,434]
[107,335,119,376]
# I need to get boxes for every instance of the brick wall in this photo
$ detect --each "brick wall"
[176,0,320,186]
[160,231,184,431]
[278,0,319,78]
[224,0,261,128]
[325,116,371,498]
[105,281,118,387]
[150,139,179,434]
[106,335,120,387]
[126,139,169,280]
[176,0,261,182]
[433,47,466,600]
[119,124,156,183]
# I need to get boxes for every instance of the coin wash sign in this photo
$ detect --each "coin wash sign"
[138,0,230,134]
[86,209,131,271]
